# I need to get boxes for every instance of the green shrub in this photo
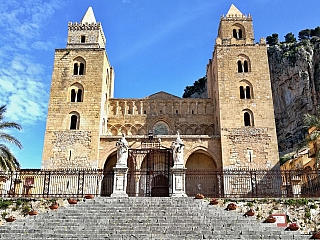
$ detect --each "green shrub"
[247,202,254,207]
[0,199,13,210]
[305,208,311,219]
[21,204,31,217]
[310,204,318,209]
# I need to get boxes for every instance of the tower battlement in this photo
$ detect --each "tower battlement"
[220,14,252,21]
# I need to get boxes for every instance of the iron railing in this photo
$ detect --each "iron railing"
[186,169,320,198]
[0,169,319,198]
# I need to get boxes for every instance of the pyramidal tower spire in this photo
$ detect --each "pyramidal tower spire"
[81,6,96,24]
[226,4,244,17]
[67,7,106,49]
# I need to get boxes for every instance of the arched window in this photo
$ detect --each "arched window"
[77,89,83,102]
[153,121,169,135]
[73,63,79,75]
[240,86,245,99]
[239,80,253,99]
[79,63,84,75]
[69,83,84,102]
[244,112,251,126]
[237,55,251,73]
[70,115,78,130]
[238,29,243,39]
[243,60,248,72]
[245,86,251,99]
[73,57,86,75]
[233,29,237,38]
[71,89,76,102]
[232,24,245,39]
[243,110,254,126]
[237,61,243,73]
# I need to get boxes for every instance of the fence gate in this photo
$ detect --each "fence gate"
[127,142,173,197]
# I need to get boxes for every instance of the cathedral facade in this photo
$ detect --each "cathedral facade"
[42,5,279,196]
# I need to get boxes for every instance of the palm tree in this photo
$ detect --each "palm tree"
[303,107,320,169]
[0,105,22,171]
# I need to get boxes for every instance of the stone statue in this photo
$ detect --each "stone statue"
[171,131,185,167]
[116,134,129,166]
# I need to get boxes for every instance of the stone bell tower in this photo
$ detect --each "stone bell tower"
[42,7,114,169]
[206,4,279,169]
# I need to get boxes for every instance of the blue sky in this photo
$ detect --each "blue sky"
[0,0,319,169]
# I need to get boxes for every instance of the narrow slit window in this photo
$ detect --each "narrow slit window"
[244,112,251,126]
[246,86,251,99]
[73,63,79,75]
[238,29,243,39]
[70,115,78,130]
[79,63,85,75]
[71,89,76,102]
[77,89,83,102]
[237,61,243,73]
[244,60,248,72]
[81,35,86,43]
[240,86,245,99]
[233,29,237,38]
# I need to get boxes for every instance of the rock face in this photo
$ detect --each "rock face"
[268,38,320,154]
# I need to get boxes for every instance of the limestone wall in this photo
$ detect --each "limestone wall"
[107,97,215,136]
[98,136,222,170]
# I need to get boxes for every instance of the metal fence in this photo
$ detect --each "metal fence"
[186,169,320,198]
[0,169,104,198]
[0,169,319,198]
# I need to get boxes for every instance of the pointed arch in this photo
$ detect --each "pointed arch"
[73,57,86,75]
[232,23,245,39]
[236,54,251,73]
[239,79,253,99]
[69,111,80,130]
[243,109,254,126]
[69,82,84,102]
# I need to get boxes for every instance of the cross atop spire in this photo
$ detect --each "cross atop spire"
[81,7,96,24]
[226,4,243,17]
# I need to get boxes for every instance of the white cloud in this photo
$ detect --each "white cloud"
[0,0,64,126]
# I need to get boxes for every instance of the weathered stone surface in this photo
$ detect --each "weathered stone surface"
[268,38,320,154]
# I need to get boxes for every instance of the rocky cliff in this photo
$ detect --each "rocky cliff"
[268,37,320,154]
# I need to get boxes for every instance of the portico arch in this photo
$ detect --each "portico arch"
[100,152,117,196]
[186,150,219,197]
[186,150,217,170]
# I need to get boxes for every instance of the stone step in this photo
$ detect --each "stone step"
[0,197,312,240]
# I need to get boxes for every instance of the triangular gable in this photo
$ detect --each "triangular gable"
[145,91,181,100]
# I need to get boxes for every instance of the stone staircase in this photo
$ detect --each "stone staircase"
[0,197,312,239]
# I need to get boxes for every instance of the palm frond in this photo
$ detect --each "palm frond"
[0,132,23,149]
[0,105,6,121]
[0,105,22,171]
[0,144,20,171]
[0,122,22,131]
